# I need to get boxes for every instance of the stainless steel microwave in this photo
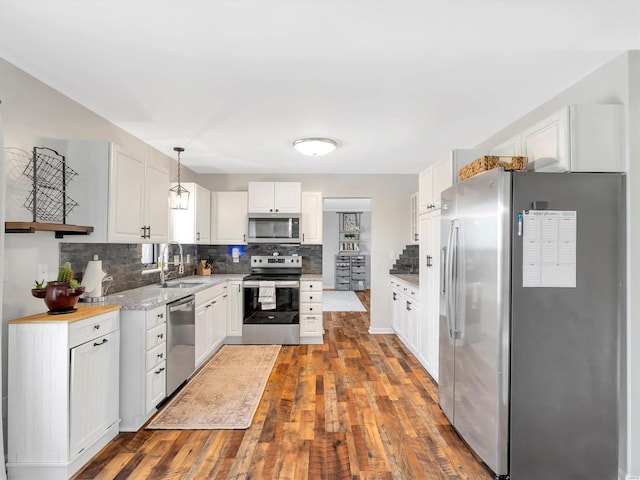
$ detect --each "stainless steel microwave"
[247,214,300,243]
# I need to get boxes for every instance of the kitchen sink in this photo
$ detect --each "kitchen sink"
[159,282,206,288]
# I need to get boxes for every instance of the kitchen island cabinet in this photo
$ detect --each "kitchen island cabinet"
[7,306,121,480]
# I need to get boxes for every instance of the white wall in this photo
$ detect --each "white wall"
[475,51,637,479]
[199,174,416,333]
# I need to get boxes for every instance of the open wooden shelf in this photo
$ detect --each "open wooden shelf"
[5,221,94,238]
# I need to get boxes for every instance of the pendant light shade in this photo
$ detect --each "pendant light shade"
[293,137,337,156]
[169,147,190,210]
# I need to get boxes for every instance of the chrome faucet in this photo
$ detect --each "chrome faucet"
[159,241,185,286]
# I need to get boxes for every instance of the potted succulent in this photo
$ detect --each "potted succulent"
[31,262,85,314]
[31,279,47,298]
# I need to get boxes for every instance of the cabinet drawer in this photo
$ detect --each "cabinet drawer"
[300,314,323,336]
[146,342,166,371]
[146,323,166,350]
[300,303,322,315]
[145,306,167,329]
[145,360,166,413]
[69,311,119,348]
[300,280,322,292]
[300,291,322,304]
[196,283,226,307]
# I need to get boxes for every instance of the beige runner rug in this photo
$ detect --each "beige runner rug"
[147,344,280,430]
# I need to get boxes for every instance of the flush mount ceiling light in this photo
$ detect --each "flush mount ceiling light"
[169,147,190,210]
[292,137,337,156]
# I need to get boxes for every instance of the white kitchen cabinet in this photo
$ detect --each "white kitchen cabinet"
[226,280,243,342]
[248,181,301,214]
[170,182,211,244]
[69,329,119,458]
[299,280,323,342]
[8,307,121,480]
[119,304,167,432]
[418,211,440,381]
[418,153,458,214]
[490,135,522,156]
[410,192,418,243]
[390,277,420,358]
[195,303,208,368]
[301,191,323,244]
[195,283,227,368]
[522,104,625,173]
[109,143,170,243]
[211,191,248,244]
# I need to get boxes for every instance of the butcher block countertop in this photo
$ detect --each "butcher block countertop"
[8,305,121,324]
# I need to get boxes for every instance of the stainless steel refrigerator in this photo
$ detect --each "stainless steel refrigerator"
[439,169,624,480]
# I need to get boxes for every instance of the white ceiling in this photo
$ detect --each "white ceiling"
[1,1,639,174]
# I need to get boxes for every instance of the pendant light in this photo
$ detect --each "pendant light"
[169,147,190,210]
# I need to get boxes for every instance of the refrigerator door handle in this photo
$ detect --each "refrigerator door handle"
[449,219,460,338]
[445,220,457,338]
[440,246,447,295]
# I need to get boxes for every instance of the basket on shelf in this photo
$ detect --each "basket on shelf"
[458,155,527,182]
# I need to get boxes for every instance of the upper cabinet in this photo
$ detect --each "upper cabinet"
[248,182,301,214]
[521,104,625,173]
[419,149,487,215]
[490,136,522,156]
[410,192,418,243]
[211,191,248,245]
[108,144,169,243]
[170,182,211,244]
[301,191,323,244]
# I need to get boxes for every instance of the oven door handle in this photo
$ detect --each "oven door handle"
[243,281,300,288]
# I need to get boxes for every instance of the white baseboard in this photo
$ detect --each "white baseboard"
[368,327,394,334]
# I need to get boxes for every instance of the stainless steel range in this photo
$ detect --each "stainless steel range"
[242,255,301,345]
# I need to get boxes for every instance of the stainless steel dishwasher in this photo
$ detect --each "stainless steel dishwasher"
[166,295,195,397]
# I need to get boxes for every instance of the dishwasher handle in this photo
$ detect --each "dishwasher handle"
[168,295,195,313]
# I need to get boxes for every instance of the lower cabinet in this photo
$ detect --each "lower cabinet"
[390,277,421,360]
[226,280,243,342]
[8,307,121,480]
[195,283,227,368]
[119,304,167,432]
[300,279,323,343]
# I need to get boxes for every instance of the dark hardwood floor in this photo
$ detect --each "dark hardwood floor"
[74,290,492,479]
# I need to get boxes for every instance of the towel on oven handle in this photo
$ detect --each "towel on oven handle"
[258,281,276,310]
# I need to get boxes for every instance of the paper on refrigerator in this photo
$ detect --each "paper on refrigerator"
[522,210,577,288]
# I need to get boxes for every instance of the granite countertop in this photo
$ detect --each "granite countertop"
[391,273,419,287]
[100,274,245,310]
[301,274,323,281]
